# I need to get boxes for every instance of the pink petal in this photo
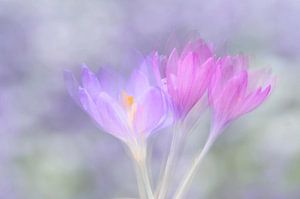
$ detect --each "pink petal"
[248,69,274,92]
[185,58,215,111]
[182,39,213,65]
[213,71,248,125]
[218,56,248,82]
[166,73,180,111]
[166,48,179,75]
[208,63,223,105]
[238,85,271,115]
[177,52,195,97]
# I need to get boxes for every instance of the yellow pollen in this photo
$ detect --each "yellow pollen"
[122,91,135,108]
[121,91,137,130]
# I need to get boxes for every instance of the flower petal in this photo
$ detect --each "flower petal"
[148,52,167,87]
[133,88,166,137]
[166,48,179,75]
[81,65,102,101]
[248,69,274,91]
[79,88,129,142]
[184,58,215,112]
[218,56,248,82]
[182,39,213,65]
[95,93,130,141]
[238,85,271,115]
[64,70,81,105]
[78,87,102,123]
[97,68,125,98]
[126,63,151,98]
[213,71,248,125]
[177,52,195,97]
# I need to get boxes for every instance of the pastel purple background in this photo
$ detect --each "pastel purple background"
[0,0,300,198]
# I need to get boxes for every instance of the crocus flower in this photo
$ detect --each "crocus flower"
[209,56,273,135]
[174,56,274,199]
[151,39,216,199]
[152,39,215,119]
[64,64,167,148]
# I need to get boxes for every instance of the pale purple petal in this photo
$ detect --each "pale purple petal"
[81,65,101,100]
[79,88,129,142]
[151,52,165,85]
[126,63,151,98]
[144,52,165,86]
[95,92,130,141]
[78,87,102,123]
[64,70,81,105]
[97,68,125,98]
[134,88,166,137]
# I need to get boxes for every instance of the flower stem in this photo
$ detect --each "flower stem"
[156,122,183,199]
[174,134,215,199]
[130,144,154,199]
[134,162,147,199]
[138,159,154,199]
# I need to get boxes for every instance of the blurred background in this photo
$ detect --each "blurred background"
[0,0,300,198]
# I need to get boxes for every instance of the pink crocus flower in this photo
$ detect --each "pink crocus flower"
[152,39,216,119]
[64,64,167,147]
[209,56,273,135]
[174,56,274,199]
[150,39,216,199]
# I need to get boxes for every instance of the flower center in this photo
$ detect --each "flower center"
[122,91,137,128]
[122,91,135,108]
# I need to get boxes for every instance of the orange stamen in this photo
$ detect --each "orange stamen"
[122,91,134,108]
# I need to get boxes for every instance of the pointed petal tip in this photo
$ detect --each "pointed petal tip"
[81,64,95,76]
[264,84,272,94]
[63,69,73,80]
[81,64,90,73]
[169,48,177,56]
[81,63,89,68]
[77,87,86,96]
[63,69,71,74]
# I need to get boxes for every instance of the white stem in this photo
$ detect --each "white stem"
[134,163,147,199]
[156,123,183,199]
[130,143,154,199]
[138,159,154,199]
[174,134,216,199]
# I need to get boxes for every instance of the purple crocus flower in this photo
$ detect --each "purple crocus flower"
[64,64,167,146]
[152,39,215,119]
[209,55,274,135]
